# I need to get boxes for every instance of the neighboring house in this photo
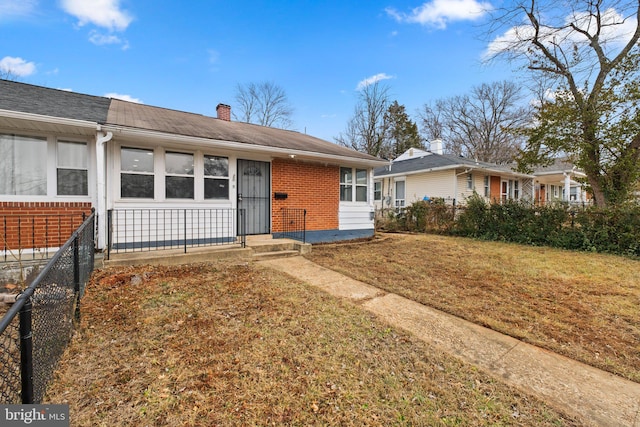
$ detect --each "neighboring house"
[0,80,386,255]
[373,142,535,211]
[532,159,589,205]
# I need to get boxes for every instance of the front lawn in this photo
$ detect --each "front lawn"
[45,262,578,426]
[306,233,640,383]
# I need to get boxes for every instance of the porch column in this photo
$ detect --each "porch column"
[564,173,571,202]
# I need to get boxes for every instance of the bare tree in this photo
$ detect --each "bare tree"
[418,81,531,164]
[486,0,640,206]
[233,81,294,129]
[335,81,391,157]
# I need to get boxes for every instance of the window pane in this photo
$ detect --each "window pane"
[356,186,367,202]
[58,141,87,168]
[374,182,381,200]
[205,178,229,199]
[356,169,367,185]
[204,155,228,177]
[166,152,194,175]
[0,134,46,195]
[122,147,153,172]
[395,181,405,199]
[340,167,352,184]
[166,176,194,199]
[121,174,154,198]
[340,185,352,202]
[57,169,88,196]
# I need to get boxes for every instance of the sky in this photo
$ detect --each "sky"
[0,0,519,142]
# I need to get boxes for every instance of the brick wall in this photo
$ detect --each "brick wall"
[271,159,339,232]
[0,202,93,250]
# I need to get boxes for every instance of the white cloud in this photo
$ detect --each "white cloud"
[208,49,220,64]
[61,0,133,31]
[356,73,394,90]
[0,56,36,76]
[89,30,122,45]
[0,0,37,20]
[386,0,491,29]
[105,93,142,103]
[485,8,636,59]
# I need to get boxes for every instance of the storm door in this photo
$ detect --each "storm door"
[237,159,270,235]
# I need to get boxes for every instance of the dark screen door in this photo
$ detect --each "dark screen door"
[237,159,270,235]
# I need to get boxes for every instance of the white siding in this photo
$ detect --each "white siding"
[405,170,455,203]
[339,203,374,230]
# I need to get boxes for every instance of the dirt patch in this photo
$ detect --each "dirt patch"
[45,261,579,426]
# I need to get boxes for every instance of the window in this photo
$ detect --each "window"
[513,180,519,199]
[340,167,353,201]
[374,181,382,201]
[121,147,154,198]
[355,169,367,202]
[395,180,405,208]
[165,151,194,199]
[204,155,229,199]
[484,175,490,197]
[340,167,369,202]
[0,134,47,195]
[57,141,88,195]
[467,173,473,190]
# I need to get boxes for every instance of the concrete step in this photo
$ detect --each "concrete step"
[252,250,301,260]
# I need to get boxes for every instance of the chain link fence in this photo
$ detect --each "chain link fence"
[0,210,95,403]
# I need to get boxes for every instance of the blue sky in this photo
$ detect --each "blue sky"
[1,0,516,142]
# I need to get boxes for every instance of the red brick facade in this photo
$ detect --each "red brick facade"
[0,202,93,250]
[271,159,339,232]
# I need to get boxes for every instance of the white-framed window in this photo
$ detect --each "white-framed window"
[484,175,490,197]
[165,151,194,199]
[467,173,473,190]
[513,180,519,199]
[121,147,155,199]
[57,140,88,196]
[395,179,405,208]
[340,167,368,202]
[0,134,47,195]
[374,181,382,201]
[204,155,229,199]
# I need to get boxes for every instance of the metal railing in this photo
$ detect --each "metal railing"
[278,208,306,243]
[0,210,95,404]
[1,213,88,262]
[107,208,246,259]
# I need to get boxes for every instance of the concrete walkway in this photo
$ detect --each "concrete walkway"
[258,256,640,427]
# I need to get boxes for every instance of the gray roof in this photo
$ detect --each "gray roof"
[374,152,518,177]
[0,80,381,163]
[0,79,111,123]
[107,99,381,161]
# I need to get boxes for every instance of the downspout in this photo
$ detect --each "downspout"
[96,127,113,251]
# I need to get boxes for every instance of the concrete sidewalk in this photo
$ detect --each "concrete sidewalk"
[258,256,640,427]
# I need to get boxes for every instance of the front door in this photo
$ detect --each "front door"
[237,159,270,235]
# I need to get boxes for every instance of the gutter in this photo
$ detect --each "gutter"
[95,127,113,250]
[0,109,98,130]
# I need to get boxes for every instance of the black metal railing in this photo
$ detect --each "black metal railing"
[279,208,306,243]
[1,213,88,262]
[0,210,95,404]
[107,208,246,259]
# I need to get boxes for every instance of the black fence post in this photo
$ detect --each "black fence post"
[73,236,81,323]
[303,209,307,244]
[19,297,34,404]
[107,209,112,261]
[183,209,187,254]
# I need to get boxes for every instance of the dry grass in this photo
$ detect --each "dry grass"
[45,261,579,426]
[306,233,640,383]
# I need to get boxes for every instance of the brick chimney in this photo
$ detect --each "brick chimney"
[216,103,231,121]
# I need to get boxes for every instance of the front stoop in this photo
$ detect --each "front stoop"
[100,237,311,267]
